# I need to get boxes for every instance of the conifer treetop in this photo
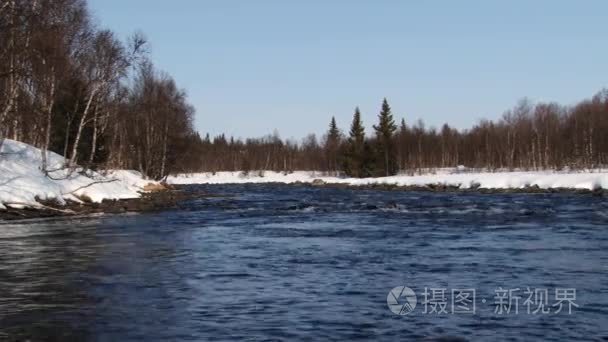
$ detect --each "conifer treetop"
[349,107,365,144]
[374,98,397,139]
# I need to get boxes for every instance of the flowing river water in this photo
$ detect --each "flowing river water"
[0,184,607,341]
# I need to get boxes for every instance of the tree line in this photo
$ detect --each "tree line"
[2,1,607,180]
[0,0,197,180]
[183,91,608,177]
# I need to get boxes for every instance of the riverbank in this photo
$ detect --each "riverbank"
[302,181,607,196]
[0,139,159,210]
[0,139,208,219]
[168,170,608,192]
[0,186,207,221]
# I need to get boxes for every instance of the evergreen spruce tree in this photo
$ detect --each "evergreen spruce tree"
[343,107,366,177]
[328,117,340,142]
[325,116,341,175]
[350,107,365,146]
[373,98,398,176]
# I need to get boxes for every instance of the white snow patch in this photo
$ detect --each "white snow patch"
[0,139,156,209]
[167,170,608,190]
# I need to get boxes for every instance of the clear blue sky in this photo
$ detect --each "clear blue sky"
[89,0,607,140]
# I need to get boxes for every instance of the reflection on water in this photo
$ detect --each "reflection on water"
[0,185,607,341]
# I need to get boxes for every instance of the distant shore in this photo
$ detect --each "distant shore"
[167,170,608,192]
[301,180,607,195]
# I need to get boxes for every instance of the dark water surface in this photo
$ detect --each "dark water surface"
[0,184,607,341]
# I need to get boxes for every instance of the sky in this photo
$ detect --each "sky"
[88,0,608,140]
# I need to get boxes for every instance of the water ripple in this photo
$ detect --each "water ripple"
[0,184,607,341]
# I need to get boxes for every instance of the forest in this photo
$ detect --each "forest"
[187,93,608,177]
[2,0,608,180]
[0,0,197,180]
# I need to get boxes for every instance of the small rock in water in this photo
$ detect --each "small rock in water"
[311,179,325,186]
[385,201,398,209]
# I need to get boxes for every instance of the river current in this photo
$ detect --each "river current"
[0,184,607,341]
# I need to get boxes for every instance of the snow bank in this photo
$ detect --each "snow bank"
[167,170,608,191]
[0,139,154,209]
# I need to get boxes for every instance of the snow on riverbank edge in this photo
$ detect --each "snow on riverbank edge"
[0,139,155,210]
[168,170,608,191]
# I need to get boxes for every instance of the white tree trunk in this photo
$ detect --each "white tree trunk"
[69,86,99,168]
[159,119,169,179]
[87,100,100,166]
[41,75,56,174]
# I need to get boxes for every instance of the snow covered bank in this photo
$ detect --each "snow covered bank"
[168,170,608,191]
[0,139,155,210]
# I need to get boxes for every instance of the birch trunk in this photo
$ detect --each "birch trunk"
[41,74,56,174]
[87,100,100,166]
[69,85,98,168]
[159,118,169,179]
[62,100,79,158]
[0,1,17,133]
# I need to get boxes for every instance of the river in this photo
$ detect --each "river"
[0,184,607,341]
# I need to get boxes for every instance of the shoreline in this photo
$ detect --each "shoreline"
[0,187,206,221]
[168,170,608,192]
[189,180,607,195]
[302,181,608,195]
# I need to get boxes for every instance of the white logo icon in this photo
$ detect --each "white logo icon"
[387,286,417,315]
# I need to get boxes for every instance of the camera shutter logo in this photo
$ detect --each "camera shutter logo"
[387,286,417,315]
